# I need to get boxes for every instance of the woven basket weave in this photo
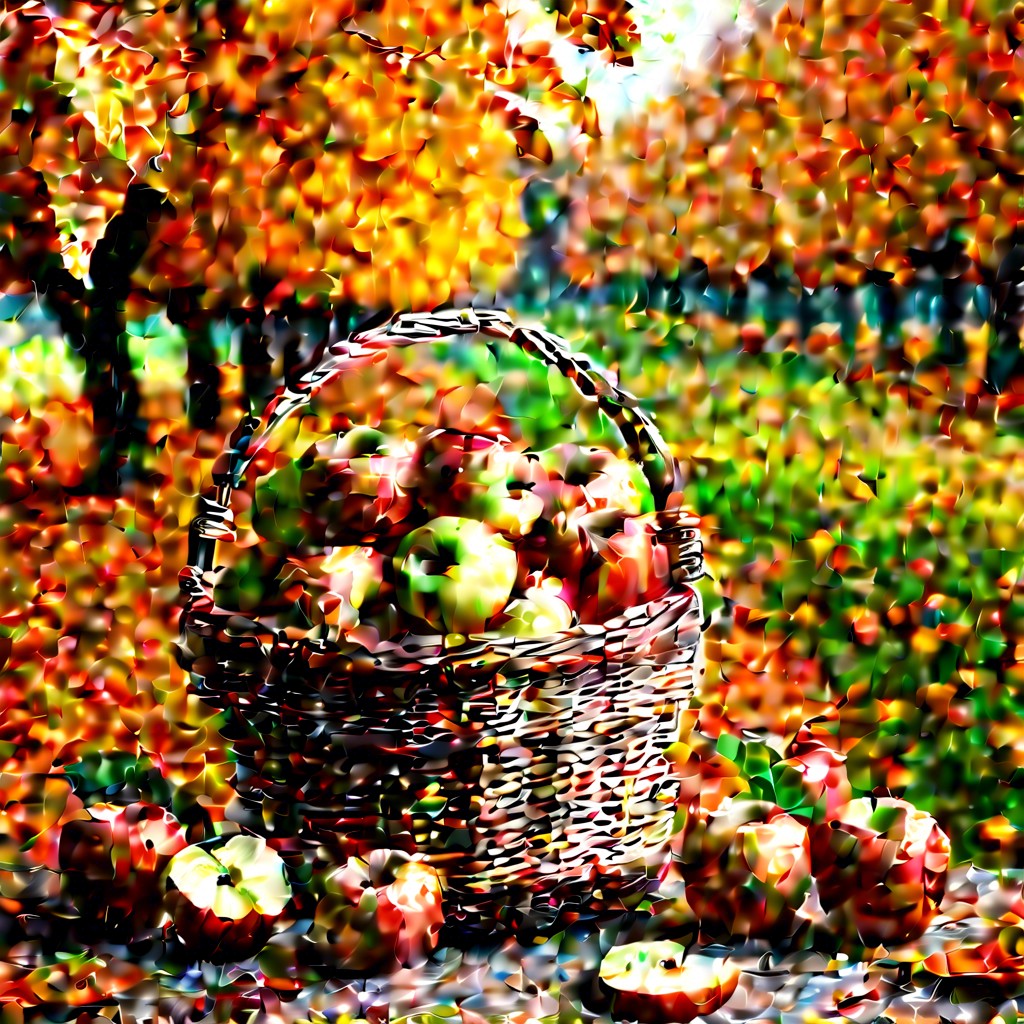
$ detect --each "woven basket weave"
[179,309,704,935]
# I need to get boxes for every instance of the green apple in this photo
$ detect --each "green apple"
[166,836,292,963]
[335,425,393,458]
[394,516,518,635]
[414,430,544,538]
[462,446,546,539]
[497,584,574,637]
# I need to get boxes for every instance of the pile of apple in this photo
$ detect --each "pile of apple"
[249,423,673,648]
[663,792,951,953]
[598,794,955,1023]
[28,789,446,972]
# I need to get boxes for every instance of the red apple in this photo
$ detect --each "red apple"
[811,797,950,947]
[295,544,385,640]
[535,443,591,521]
[166,835,293,963]
[676,800,812,940]
[576,512,671,622]
[312,850,444,973]
[255,432,418,549]
[413,429,494,514]
[514,512,589,604]
[57,801,187,941]
[599,942,741,1023]
[413,429,545,538]
[323,450,418,543]
[922,936,1024,993]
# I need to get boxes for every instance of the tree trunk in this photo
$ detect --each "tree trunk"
[68,184,170,491]
[986,242,1024,394]
[169,288,223,430]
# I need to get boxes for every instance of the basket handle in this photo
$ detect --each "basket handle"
[221,309,681,503]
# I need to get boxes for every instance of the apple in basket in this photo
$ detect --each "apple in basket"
[329,453,418,543]
[473,448,548,540]
[311,850,444,973]
[57,801,187,940]
[252,429,416,549]
[810,796,950,947]
[514,512,589,603]
[598,941,741,1023]
[310,544,385,635]
[413,429,547,539]
[562,445,655,518]
[498,582,575,637]
[576,512,672,621]
[166,835,293,963]
[310,430,418,544]
[394,516,518,636]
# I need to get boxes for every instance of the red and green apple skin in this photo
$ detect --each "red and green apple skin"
[576,513,672,621]
[414,430,545,539]
[57,801,187,940]
[312,850,444,973]
[678,801,812,940]
[599,941,741,1023]
[810,796,951,947]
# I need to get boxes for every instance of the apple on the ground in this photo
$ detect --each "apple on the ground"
[57,801,187,941]
[312,850,444,973]
[166,835,292,963]
[599,941,741,1023]
[674,799,811,940]
[811,796,950,947]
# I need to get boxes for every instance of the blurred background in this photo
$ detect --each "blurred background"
[2,0,1024,999]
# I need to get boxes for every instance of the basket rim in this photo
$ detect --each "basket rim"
[182,582,703,677]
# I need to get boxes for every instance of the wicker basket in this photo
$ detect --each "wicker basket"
[179,309,704,935]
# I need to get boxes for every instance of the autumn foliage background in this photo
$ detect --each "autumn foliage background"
[4,0,1024,1012]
